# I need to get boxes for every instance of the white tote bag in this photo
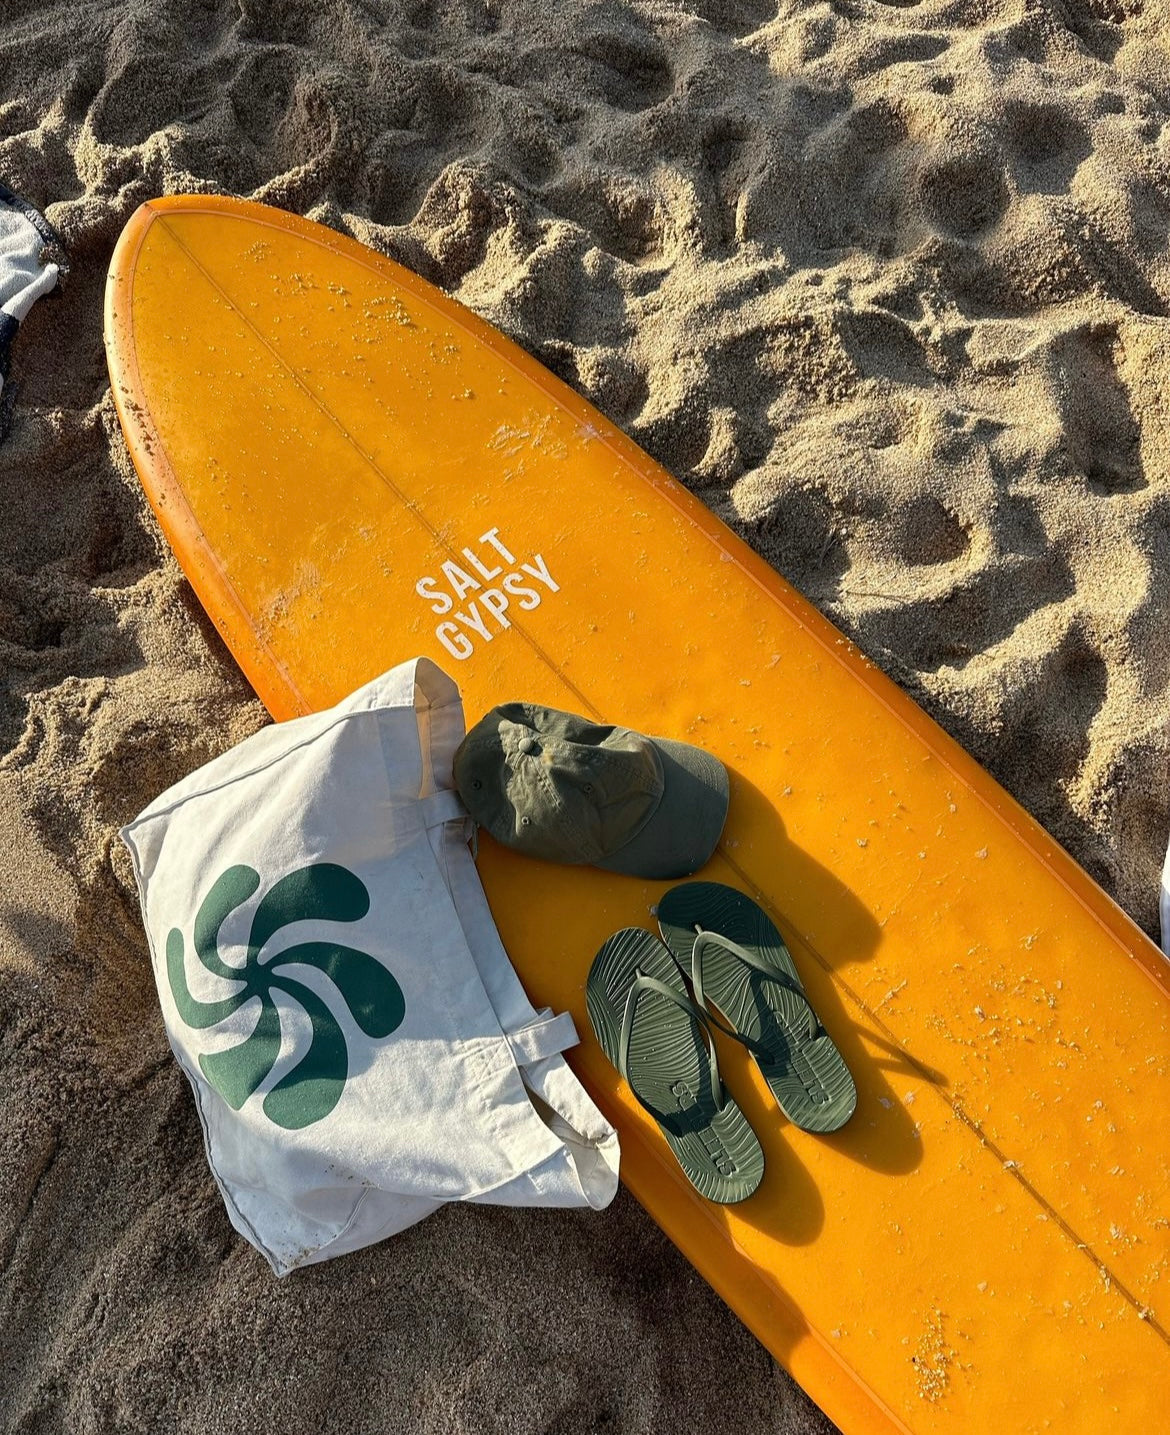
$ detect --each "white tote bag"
[122,658,619,1275]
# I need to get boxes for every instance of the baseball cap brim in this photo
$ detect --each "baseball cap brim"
[595,737,729,880]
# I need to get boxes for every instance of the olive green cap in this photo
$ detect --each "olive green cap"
[452,702,729,880]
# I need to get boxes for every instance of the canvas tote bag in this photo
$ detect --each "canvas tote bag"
[122,657,619,1275]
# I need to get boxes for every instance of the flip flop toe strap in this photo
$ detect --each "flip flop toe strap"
[690,929,818,1049]
[618,973,727,1114]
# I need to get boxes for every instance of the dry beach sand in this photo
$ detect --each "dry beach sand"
[2,0,1169,1431]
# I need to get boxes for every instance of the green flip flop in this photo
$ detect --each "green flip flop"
[657,883,857,1134]
[586,927,765,1204]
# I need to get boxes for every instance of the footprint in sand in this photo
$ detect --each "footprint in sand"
[895,496,971,567]
[1004,99,1091,195]
[1048,324,1145,496]
[918,153,1011,239]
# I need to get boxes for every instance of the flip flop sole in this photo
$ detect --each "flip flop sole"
[586,927,764,1204]
[658,883,857,1134]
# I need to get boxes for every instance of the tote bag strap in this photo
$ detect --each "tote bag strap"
[419,788,468,828]
[505,1008,579,1067]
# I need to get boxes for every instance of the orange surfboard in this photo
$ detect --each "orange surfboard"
[105,195,1170,1434]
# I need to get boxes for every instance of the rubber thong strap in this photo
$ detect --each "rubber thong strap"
[618,972,725,1114]
[690,929,816,1052]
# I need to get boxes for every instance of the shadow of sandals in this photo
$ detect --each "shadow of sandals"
[667,762,948,1245]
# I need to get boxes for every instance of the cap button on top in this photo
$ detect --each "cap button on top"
[518,736,539,755]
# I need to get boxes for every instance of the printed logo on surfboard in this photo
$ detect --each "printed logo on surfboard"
[414,528,559,661]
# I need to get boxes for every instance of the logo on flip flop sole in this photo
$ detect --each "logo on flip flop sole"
[165,863,405,1130]
[670,1079,738,1177]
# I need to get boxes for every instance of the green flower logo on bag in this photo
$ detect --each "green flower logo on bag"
[165,863,405,1130]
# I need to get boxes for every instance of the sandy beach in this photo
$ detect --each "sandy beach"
[2,1,1169,1430]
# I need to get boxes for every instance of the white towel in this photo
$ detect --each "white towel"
[0,182,64,430]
